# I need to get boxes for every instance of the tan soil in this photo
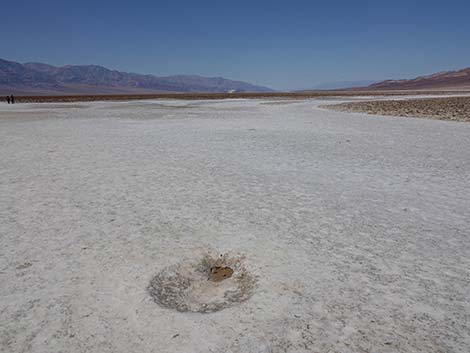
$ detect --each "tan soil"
[5,90,470,103]
[209,266,234,282]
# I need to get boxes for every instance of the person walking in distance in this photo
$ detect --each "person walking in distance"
[6,96,11,104]
[10,95,15,104]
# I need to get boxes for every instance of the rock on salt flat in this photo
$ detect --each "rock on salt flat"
[0,98,469,353]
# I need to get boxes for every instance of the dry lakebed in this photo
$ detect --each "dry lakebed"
[1,97,469,353]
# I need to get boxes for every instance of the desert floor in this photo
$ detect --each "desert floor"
[1,97,469,353]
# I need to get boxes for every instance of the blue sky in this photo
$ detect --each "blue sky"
[2,0,470,90]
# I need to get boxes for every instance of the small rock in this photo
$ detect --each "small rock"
[16,262,32,270]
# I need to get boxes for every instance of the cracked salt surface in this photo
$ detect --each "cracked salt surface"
[0,97,469,353]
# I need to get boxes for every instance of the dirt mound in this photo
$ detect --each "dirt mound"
[148,253,256,313]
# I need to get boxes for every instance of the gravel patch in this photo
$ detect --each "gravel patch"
[324,96,470,122]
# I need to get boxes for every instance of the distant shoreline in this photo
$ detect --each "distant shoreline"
[4,90,470,103]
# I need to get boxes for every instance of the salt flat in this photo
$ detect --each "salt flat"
[1,98,469,353]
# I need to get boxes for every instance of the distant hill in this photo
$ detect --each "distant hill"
[0,58,273,95]
[365,67,470,90]
[308,80,379,90]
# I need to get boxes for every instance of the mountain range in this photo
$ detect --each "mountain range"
[2,57,470,95]
[0,58,273,95]
[364,67,470,90]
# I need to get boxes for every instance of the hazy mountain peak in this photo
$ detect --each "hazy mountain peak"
[23,62,58,72]
[0,58,273,95]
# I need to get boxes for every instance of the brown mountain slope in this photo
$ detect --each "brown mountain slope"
[0,58,273,95]
[367,67,470,90]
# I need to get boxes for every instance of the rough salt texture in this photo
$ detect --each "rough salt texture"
[0,98,469,353]
[325,95,470,122]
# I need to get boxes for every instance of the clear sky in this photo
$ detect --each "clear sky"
[2,0,470,90]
